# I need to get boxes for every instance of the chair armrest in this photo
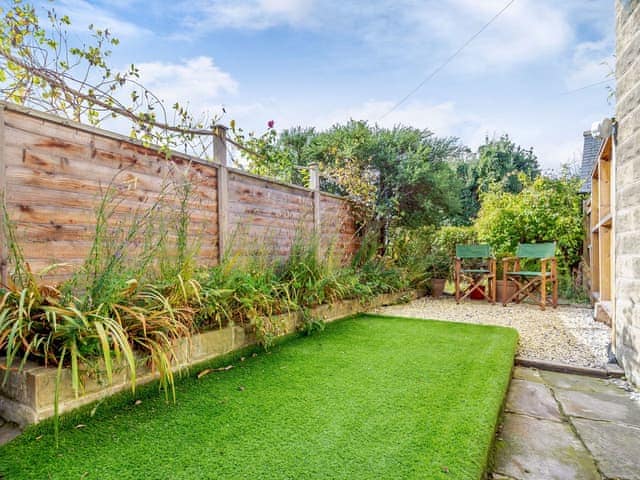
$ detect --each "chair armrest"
[502,256,519,262]
[489,258,497,275]
[541,257,558,276]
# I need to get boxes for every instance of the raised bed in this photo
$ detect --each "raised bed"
[0,289,423,427]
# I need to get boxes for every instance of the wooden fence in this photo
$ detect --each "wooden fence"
[0,102,359,284]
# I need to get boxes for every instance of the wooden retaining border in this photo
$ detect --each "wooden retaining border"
[0,289,423,427]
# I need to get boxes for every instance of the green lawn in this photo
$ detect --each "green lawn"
[0,315,518,480]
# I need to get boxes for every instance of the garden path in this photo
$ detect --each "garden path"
[491,367,640,480]
[373,296,610,368]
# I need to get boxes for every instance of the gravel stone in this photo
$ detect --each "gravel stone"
[372,297,611,368]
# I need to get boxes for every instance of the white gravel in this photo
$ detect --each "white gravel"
[372,296,611,368]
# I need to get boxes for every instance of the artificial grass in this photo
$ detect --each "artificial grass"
[0,315,518,480]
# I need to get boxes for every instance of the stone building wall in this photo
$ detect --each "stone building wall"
[615,0,640,385]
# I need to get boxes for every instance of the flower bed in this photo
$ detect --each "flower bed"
[0,290,422,426]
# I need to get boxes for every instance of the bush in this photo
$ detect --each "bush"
[387,226,435,287]
[474,176,583,273]
[432,226,477,258]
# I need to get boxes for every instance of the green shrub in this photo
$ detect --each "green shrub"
[432,226,477,257]
[475,176,583,273]
[387,226,435,287]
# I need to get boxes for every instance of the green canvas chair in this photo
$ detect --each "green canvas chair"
[454,244,496,304]
[502,242,558,310]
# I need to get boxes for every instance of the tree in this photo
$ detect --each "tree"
[0,0,222,157]
[456,135,541,224]
[474,176,583,272]
[233,120,465,243]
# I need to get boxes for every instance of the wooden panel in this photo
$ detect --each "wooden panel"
[2,108,219,279]
[0,106,7,283]
[600,227,611,301]
[0,105,358,281]
[226,172,315,258]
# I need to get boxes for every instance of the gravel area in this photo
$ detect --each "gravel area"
[372,296,611,368]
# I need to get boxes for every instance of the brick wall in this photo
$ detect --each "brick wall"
[615,0,640,385]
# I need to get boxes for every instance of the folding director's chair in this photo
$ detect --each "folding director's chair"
[502,242,558,310]
[454,244,496,304]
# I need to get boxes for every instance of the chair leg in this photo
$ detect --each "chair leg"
[455,260,460,304]
[502,271,507,307]
[491,275,496,304]
[460,277,484,302]
[552,277,558,308]
[540,276,546,311]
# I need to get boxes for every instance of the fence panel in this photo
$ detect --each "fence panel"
[0,103,359,283]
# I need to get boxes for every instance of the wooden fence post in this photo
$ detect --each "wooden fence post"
[309,163,321,237]
[0,106,7,286]
[0,106,6,285]
[214,126,229,263]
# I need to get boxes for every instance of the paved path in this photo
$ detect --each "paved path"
[492,367,640,480]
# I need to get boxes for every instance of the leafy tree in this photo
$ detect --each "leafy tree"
[456,135,541,224]
[232,121,465,245]
[474,175,583,272]
[0,0,222,157]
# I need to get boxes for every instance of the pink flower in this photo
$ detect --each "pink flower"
[267,120,275,129]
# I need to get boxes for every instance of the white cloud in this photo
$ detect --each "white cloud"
[53,0,151,37]
[542,139,583,170]
[565,39,615,90]
[135,57,238,116]
[309,98,581,171]
[316,100,476,137]
[179,0,572,72]
[182,0,314,30]
[381,0,572,71]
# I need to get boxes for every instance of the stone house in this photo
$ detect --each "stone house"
[614,0,640,385]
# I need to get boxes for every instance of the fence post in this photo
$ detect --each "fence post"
[0,106,6,285]
[214,126,229,263]
[309,163,321,239]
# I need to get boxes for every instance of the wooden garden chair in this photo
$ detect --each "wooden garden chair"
[454,244,496,304]
[502,242,558,310]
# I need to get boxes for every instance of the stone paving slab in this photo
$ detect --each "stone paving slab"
[572,417,640,480]
[493,368,640,480]
[493,413,600,480]
[512,366,545,384]
[554,388,640,425]
[540,370,628,396]
[505,379,563,421]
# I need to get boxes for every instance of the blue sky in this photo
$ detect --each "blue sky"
[34,0,615,170]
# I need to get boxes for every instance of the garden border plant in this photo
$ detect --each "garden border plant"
[0,166,424,440]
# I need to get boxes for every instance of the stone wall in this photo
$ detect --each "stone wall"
[614,0,640,385]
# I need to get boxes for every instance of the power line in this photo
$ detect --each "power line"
[378,0,517,121]
[559,78,614,96]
